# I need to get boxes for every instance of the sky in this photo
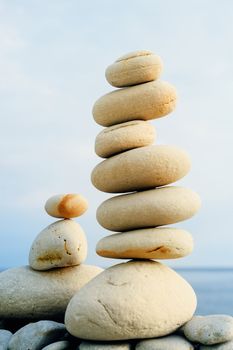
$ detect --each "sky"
[0,0,233,268]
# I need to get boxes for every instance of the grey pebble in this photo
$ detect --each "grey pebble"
[42,340,72,349]
[136,335,194,350]
[79,341,131,350]
[0,329,12,350]
[200,340,233,349]
[8,320,66,350]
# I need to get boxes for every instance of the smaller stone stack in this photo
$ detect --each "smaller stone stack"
[0,193,103,323]
[29,193,89,271]
[65,51,200,341]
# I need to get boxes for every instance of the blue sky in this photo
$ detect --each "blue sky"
[0,0,233,268]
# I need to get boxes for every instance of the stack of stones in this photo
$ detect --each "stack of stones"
[0,194,103,349]
[64,51,233,350]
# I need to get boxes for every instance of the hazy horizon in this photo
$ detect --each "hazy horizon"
[1,0,233,269]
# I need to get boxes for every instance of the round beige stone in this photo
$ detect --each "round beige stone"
[92,145,191,193]
[105,50,163,87]
[95,120,156,158]
[97,186,201,232]
[45,194,88,219]
[96,227,193,259]
[29,219,87,271]
[93,80,177,127]
[0,265,103,320]
[136,335,194,350]
[65,260,197,340]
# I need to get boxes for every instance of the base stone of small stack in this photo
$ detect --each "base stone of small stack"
[96,227,193,259]
[95,120,156,158]
[80,341,131,350]
[182,315,233,345]
[136,335,194,350]
[29,219,87,271]
[0,265,103,320]
[65,260,196,341]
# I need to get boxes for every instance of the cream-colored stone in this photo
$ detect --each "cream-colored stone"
[93,80,177,127]
[97,186,201,232]
[95,120,156,158]
[65,260,196,340]
[96,227,193,259]
[45,194,88,218]
[105,50,163,87]
[182,315,233,345]
[92,145,191,193]
[29,220,87,271]
[136,335,194,350]
[0,265,103,320]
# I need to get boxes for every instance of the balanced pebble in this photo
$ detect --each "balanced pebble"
[105,50,163,87]
[0,329,12,349]
[42,340,73,350]
[8,321,66,350]
[45,194,88,218]
[29,220,87,271]
[80,341,131,350]
[0,265,103,320]
[97,186,201,232]
[96,228,193,260]
[92,145,191,193]
[95,120,156,158]
[200,340,233,350]
[93,80,177,127]
[136,335,194,350]
[182,315,233,345]
[65,260,196,340]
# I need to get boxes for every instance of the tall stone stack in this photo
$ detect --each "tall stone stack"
[64,51,201,341]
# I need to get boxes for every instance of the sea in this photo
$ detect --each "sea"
[177,268,233,315]
[0,268,232,315]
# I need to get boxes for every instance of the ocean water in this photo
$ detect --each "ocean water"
[1,268,232,315]
[177,268,233,315]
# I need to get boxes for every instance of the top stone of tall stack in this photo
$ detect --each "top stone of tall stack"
[105,50,163,87]
[92,50,177,127]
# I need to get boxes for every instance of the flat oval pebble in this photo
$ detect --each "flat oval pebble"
[42,340,73,350]
[200,340,233,350]
[8,321,66,350]
[95,120,156,158]
[105,50,163,87]
[65,260,196,341]
[92,145,191,193]
[29,219,87,271]
[97,186,201,232]
[96,228,193,259]
[93,80,177,127]
[0,329,12,349]
[45,194,88,218]
[0,265,103,320]
[182,315,233,345]
[80,341,131,350]
[136,335,194,350]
